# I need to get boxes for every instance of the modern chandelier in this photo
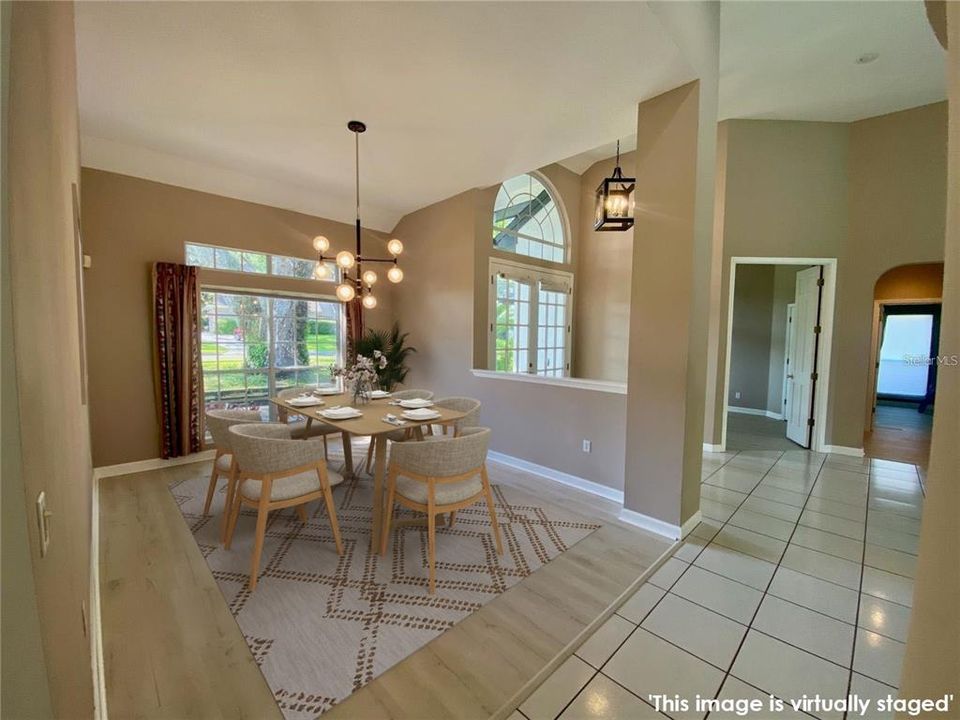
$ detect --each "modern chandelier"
[311,121,403,309]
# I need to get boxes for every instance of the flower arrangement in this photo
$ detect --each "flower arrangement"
[331,351,388,405]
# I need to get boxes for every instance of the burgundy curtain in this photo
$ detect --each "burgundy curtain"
[153,262,204,458]
[345,297,363,356]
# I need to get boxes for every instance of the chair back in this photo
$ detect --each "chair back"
[205,409,262,452]
[229,423,324,476]
[434,396,481,431]
[390,427,490,479]
[392,388,434,401]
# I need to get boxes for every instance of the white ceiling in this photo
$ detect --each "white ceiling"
[76,1,946,231]
[718,0,945,122]
[76,2,693,231]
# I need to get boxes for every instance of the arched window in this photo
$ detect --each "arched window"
[492,173,567,263]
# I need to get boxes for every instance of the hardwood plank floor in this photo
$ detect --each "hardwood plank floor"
[99,467,283,720]
[864,404,932,468]
[99,456,672,720]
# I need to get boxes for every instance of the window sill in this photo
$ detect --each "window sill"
[470,369,627,395]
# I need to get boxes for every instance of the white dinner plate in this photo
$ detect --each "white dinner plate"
[320,408,362,420]
[369,390,391,398]
[398,398,434,409]
[401,409,441,421]
[289,397,324,407]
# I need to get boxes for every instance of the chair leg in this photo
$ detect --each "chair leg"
[202,461,220,516]
[323,434,329,461]
[319,468,344,555]
[295,505,309,523]
[481,465,503,555]
[248,496,270,590]
[224,485,243,550]
[380,471,397,556]
[427,487,436,594]
[220,460,239,543]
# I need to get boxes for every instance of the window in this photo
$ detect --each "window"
[185,242,337,281]
[877,314,935,397]
[492,173,567,263]
[489,260,572,377]
[200,290,343,417]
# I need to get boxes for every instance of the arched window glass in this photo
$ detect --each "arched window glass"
[492,173,566,263]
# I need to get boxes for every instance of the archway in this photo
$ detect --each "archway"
[864,262,944,467]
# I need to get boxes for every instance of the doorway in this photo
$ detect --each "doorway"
[864,301,940,466]
[721,257,837,453]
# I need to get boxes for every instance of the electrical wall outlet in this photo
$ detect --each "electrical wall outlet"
[582,439,592,453]
[734,391,741,400]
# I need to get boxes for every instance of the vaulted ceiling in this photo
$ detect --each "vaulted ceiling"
[76,1,945,231]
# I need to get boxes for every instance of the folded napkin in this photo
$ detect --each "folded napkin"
[322,406,361,418]
[402,407,441,420]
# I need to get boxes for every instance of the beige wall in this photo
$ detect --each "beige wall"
[1,0,54,714]
[900,0,958,700]
[706,104,947,450]
[81,169,394,467]
[573,152,636,382]
[7,1,94,714]
[728,265,776,411]
[392,189,628,491]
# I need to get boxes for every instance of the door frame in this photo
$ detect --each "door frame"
[865,297,942,432]
[720,257,838,453]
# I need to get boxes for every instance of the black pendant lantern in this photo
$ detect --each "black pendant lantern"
[593,140,635,231]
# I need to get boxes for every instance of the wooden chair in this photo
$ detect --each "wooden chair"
[430,396,481,437]
[204,409,262,542]
[380,427,501,594]
[362,388,434,473]
[224,423,344,590]
[276,385,344,458]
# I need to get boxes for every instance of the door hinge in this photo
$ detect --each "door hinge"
[817,277,825,287]
[814,325,822,334]
[810,372,818,381]
[807,417,815,427]
[490,323,494,332]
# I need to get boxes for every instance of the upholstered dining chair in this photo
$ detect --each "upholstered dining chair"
[431,396,481,436]
[225,423,344,590]
[276,385,345,454]
[362,388,434,473]
[204,409,262,541]
[380,427,501,594]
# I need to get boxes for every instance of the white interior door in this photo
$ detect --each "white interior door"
[786,267,821,447]
[782,303,796,421]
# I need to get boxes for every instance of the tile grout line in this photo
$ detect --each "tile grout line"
[585,450,790,716]
[703,451,832,718]
[842,463,873,720]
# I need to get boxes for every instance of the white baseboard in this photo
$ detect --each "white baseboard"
[94,449,217,479]
[702,443,725,453]
[618,508,682,540]
[823,445,866,458]
[728,406,783,421]
[487,451,624,504]
[680,510,702,538]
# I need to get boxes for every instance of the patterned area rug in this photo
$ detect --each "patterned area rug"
[170,449,600,718]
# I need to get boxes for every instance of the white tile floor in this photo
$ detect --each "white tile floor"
[515,450,923,720]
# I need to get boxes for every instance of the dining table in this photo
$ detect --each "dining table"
[271,391,467,552]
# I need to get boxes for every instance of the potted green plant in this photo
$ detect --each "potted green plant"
[350,323,416,391]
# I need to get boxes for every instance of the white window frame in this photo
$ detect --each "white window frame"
[492,172,570,265]
[184,241,339,281]
[200,285,346,419]
[488,257,573,377]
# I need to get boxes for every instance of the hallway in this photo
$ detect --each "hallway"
[864,405,933,470]
[514,449,922,719]
[725,412,805,452]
